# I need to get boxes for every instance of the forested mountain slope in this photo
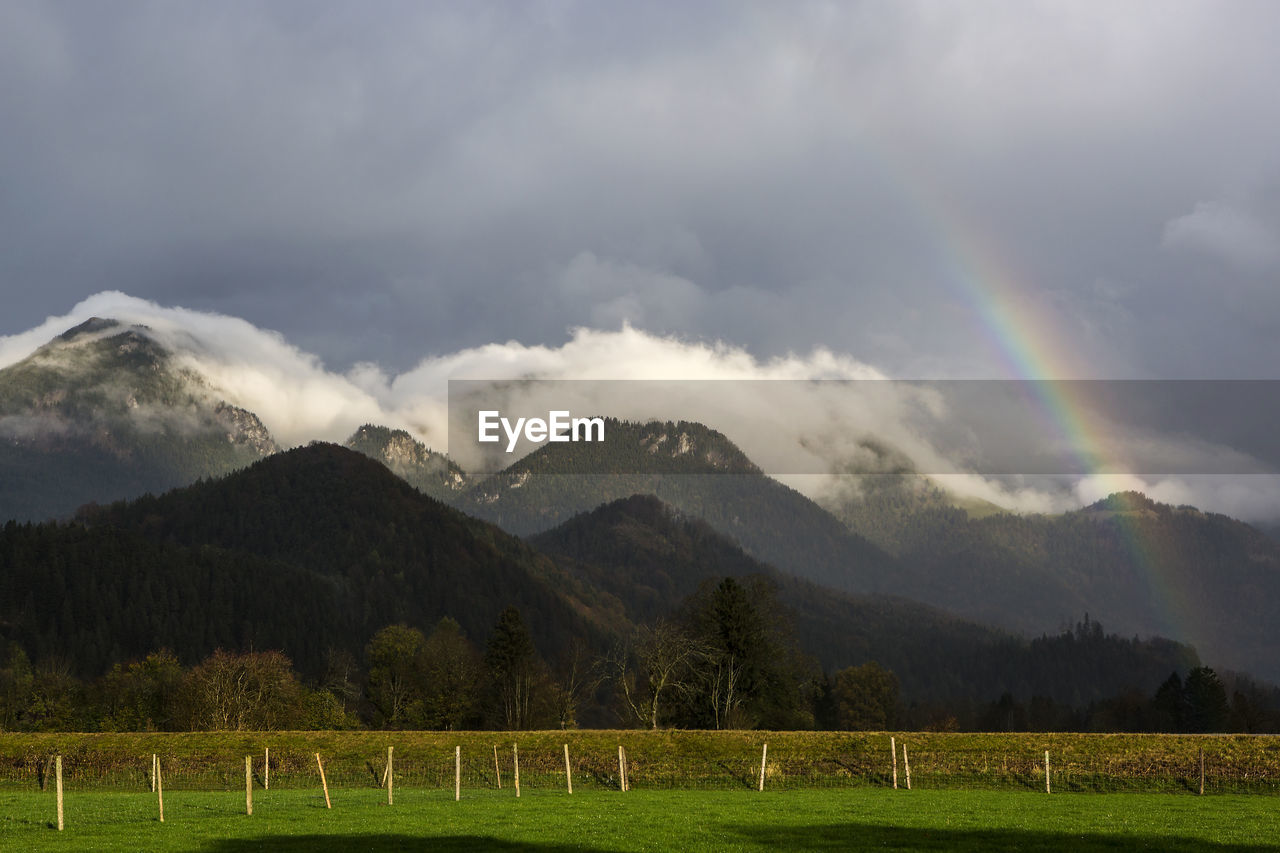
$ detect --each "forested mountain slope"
[19,443,607,676]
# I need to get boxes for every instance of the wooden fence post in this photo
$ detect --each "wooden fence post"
[1199,747,1205,796]
[891,736,898,789]
[1045,750,1051,794]
[157,759,164,823]
[245,756,253,816]
[55,754,64,831]
[903,744,911,790]
[564,744,573,794]
[151,753,157,793]
[316,753,332,809]
[455,745,461,801]
[618,745,626,791]
[494,744,501,789]
[387,746,394,805]
[264,747,269,791]
[759,743,768,792]
[513,743,520,798]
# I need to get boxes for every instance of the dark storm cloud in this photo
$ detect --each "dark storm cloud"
[2,0,1280,380]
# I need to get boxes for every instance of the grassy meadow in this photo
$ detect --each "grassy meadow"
[3,730,1280,850]
[3,787,1278,852]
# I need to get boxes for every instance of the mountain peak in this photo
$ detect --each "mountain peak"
[481,418,761,480]
[0,319,278,522]
[21,318,171,379]
[85,442,436,538]
[344,423,469,500]
[57,316,124,341]
[1085,491,1161,514]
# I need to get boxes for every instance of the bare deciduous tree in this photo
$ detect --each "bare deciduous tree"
[551,638,603,729]
[608,620,701,729]
[180,649,302,731]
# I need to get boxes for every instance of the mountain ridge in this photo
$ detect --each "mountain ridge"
[3,317,1277,687]
[833,481,1280,681]
[528,492,1201,707]
[56,442,609,676]
[449,418,901,596]
[0,317,277,522]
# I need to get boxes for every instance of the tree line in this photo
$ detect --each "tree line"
[3,576,1278,734]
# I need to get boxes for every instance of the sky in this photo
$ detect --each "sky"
[3,1,1280,517]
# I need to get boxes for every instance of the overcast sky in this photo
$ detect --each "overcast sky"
[0,0,1274,379]
[2,0,1278,380]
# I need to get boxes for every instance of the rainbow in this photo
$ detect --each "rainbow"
[888,167,1194,646]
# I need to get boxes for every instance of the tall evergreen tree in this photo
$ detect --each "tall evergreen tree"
[1184,667,1230,733]
[1152,671,1187,732]
[682,577,807,729]
[484,607,542,730]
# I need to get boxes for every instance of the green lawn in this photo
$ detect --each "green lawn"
[2,787,1277,852]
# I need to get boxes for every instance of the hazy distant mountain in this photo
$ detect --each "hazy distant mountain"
[0,318,276,522]
[529,493,1199,706]
[834,484,1280,683]
[1254,520,1280,545]
[446,421,1277,683]
[456,418,900,595]
[345,423,469,501]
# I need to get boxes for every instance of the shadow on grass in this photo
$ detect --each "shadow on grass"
[202,837,609,852]
[193,825,1280,853]
[729,823,1280,851]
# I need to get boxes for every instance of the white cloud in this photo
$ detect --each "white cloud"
[5,291,1280,520]
[0,292,394,448]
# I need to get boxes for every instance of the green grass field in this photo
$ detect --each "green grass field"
[2,787,1278,852]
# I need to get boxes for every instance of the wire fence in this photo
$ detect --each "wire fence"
[3,735,1278,796]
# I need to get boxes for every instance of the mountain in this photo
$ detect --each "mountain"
[833,485,1280,683]
[455,419,900,595]
[6,443,606,678]
[0,318,276,523]
[1247,520,1280,546]
[344,424,469,501]
[529,494,1199,707]
[0,454,1198,715]
[0,316,1270,690]
[0,517,343,679]
[380,417,1277,686]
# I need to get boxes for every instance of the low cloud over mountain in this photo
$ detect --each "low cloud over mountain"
[5,292,1280,522]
